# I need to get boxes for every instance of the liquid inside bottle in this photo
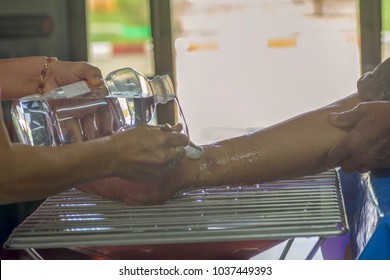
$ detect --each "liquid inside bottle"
[12,91,159,146]
[11,67,189,146]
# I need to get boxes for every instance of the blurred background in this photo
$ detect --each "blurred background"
[1,0,386,144]
[88,0,362,144]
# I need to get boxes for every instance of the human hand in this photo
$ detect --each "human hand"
[78,176,180,206]
[79,137,203,205]
[326,101,390,172]
[110,123,190,182]
[357,57,390,101]
[44,59,104,91]
[50,96,118,143]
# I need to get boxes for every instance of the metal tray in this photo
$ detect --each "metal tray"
[4,170,348,259]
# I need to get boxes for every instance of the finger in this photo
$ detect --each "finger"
[170,146,186,163]
[83,114,97,140]
[326,141,350,168]
[160,123,173,132]
[87,76,104,86]
[82,63,103,82]
[160,123,183,133]
[166,132,190,147]
[75,62,103,86]
[158,124,189,146]
[328,109,362,129]
[170,123,183,132]
[63,118,83,143]
[176,147,186,162]
[96,106,114,136]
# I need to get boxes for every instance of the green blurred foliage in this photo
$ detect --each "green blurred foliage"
[89,0,149,26]
[88,0,151,43]
[383,0,390,31]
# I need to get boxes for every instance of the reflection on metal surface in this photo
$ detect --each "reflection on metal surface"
[5,170,347,255]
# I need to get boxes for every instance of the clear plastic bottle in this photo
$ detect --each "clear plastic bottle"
[11,67,186,146]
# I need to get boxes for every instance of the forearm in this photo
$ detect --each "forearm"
[0,56,47,99]
[176,93,361,189]
[0,137,115,204]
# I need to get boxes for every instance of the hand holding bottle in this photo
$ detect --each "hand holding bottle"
[12,67,183,146]
[44,59,104,91]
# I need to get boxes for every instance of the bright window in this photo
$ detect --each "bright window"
[382,0,390,60]
[172,0,360,144]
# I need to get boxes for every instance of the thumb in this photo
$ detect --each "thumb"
[75,62,103,87]
[85,72,104,87]
[328,109,362,129]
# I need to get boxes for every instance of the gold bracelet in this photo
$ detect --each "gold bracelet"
[37,56,56,94]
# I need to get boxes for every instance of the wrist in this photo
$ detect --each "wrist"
[36,56,57,94]
[105,135,119,178]
[0,56,49,98]
[27,56,50,92]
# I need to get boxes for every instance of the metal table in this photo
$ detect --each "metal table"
[4,170,348,260]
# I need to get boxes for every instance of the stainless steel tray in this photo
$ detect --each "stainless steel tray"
[4,170,348,252]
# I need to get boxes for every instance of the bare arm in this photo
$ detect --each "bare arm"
[0,57,103,99]
[0,57,45,97]
[0,122,188,204]
[0,131,113,204]
[175,94,361,189]
[78,93,362,205]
